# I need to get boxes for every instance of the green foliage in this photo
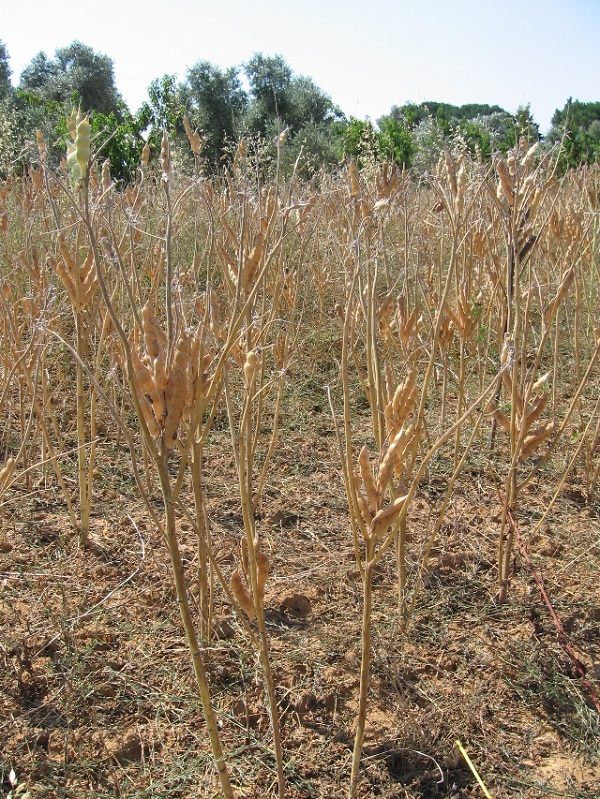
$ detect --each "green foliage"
[278,121,343,179]
[19,41,121,116]
[385,101,506,132]
[4,89,64,171]
[2,41,143,179]
[90,110,145,183]
[337,117,379,166]
[457,118,493,160]
[548,99,600,169]
[552,99,600,131]
[183,61,247,171]
[244,53,293,134]
[0,101,17,176]
[0,41,11,101]
[514,104,540,141]
[285,75,341,130]
[376,116,414,167]
[136,74,187,162]
[243,54,342,145]
[1,36,598,179]
[336,115,414,169]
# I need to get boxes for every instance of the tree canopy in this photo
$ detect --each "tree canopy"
[0,40,598,181]
[0,41,11,100]
[19,41,122,116]
[547,99,600,169]
[183,61,247,167]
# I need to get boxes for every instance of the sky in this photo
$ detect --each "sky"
[2,0,599,134]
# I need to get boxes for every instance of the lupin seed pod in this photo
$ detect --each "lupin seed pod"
[376,425,413,496]
[49,254,77,307]
[524,394,548,430]
[496,158,514,206]
[492,409,511,431]
[36,130,47,160]
[244,349,259,389]
[391,369,417,425]
[75,115,91,180]
[444,151,457,197]
[455,162,466,217]
[142,302,165,360]
[0,456,16,487]
[520,420,555,461]
[231,568,255,619]
[66,143,81,181]
[183,114,204,155]
[348,161,360,198]
[129,336,165,426]
[243,232,264,291]
[101,160,112,193]
[154,351,169,397]
[371,494,408,541]
[161,130,170,175]
[163,332,191,449]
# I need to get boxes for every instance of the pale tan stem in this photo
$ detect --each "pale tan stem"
[349,556,375,799]
[157,459,235,799]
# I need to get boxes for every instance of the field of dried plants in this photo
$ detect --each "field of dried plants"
[1,124,600,799]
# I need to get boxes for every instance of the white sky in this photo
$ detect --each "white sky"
[3,0,599,133]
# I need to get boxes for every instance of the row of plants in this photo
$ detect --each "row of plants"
[1,119,599,795]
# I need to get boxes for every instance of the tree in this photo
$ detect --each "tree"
[90,110,146,183]
[376,116,414,167]
[183,61,247,169]
[513,104,540,144]
[336,117,379,166]
[241,53,344,176]
[551,98,600,132]
[0,41,11,100]
[135,74,187,163]
[546,99,600,169]
[19,41,122,116]
[19,52,54,92]
[245,53,293,133]
[285,75,340,130]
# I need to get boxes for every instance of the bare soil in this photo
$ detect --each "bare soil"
[1,374,599,798]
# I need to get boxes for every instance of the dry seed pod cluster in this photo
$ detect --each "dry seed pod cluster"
[353,437,411,541]
[395,296,422,348]
[230,536,270,619]
[494,140,545,255]
[353,380,418,543]
[384,368,417,440]
[160,130,170,175]
[183,114,205,156]
[348,160,372,223]
[49,234,97,312]
[543,265,575,326]
[127,301,211,450]
[492,337,555,461]
[444,286,477,341]
[443,151,467,218]
[286,194,317,233]
[216,213,267,296]
[375,162,399,202]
